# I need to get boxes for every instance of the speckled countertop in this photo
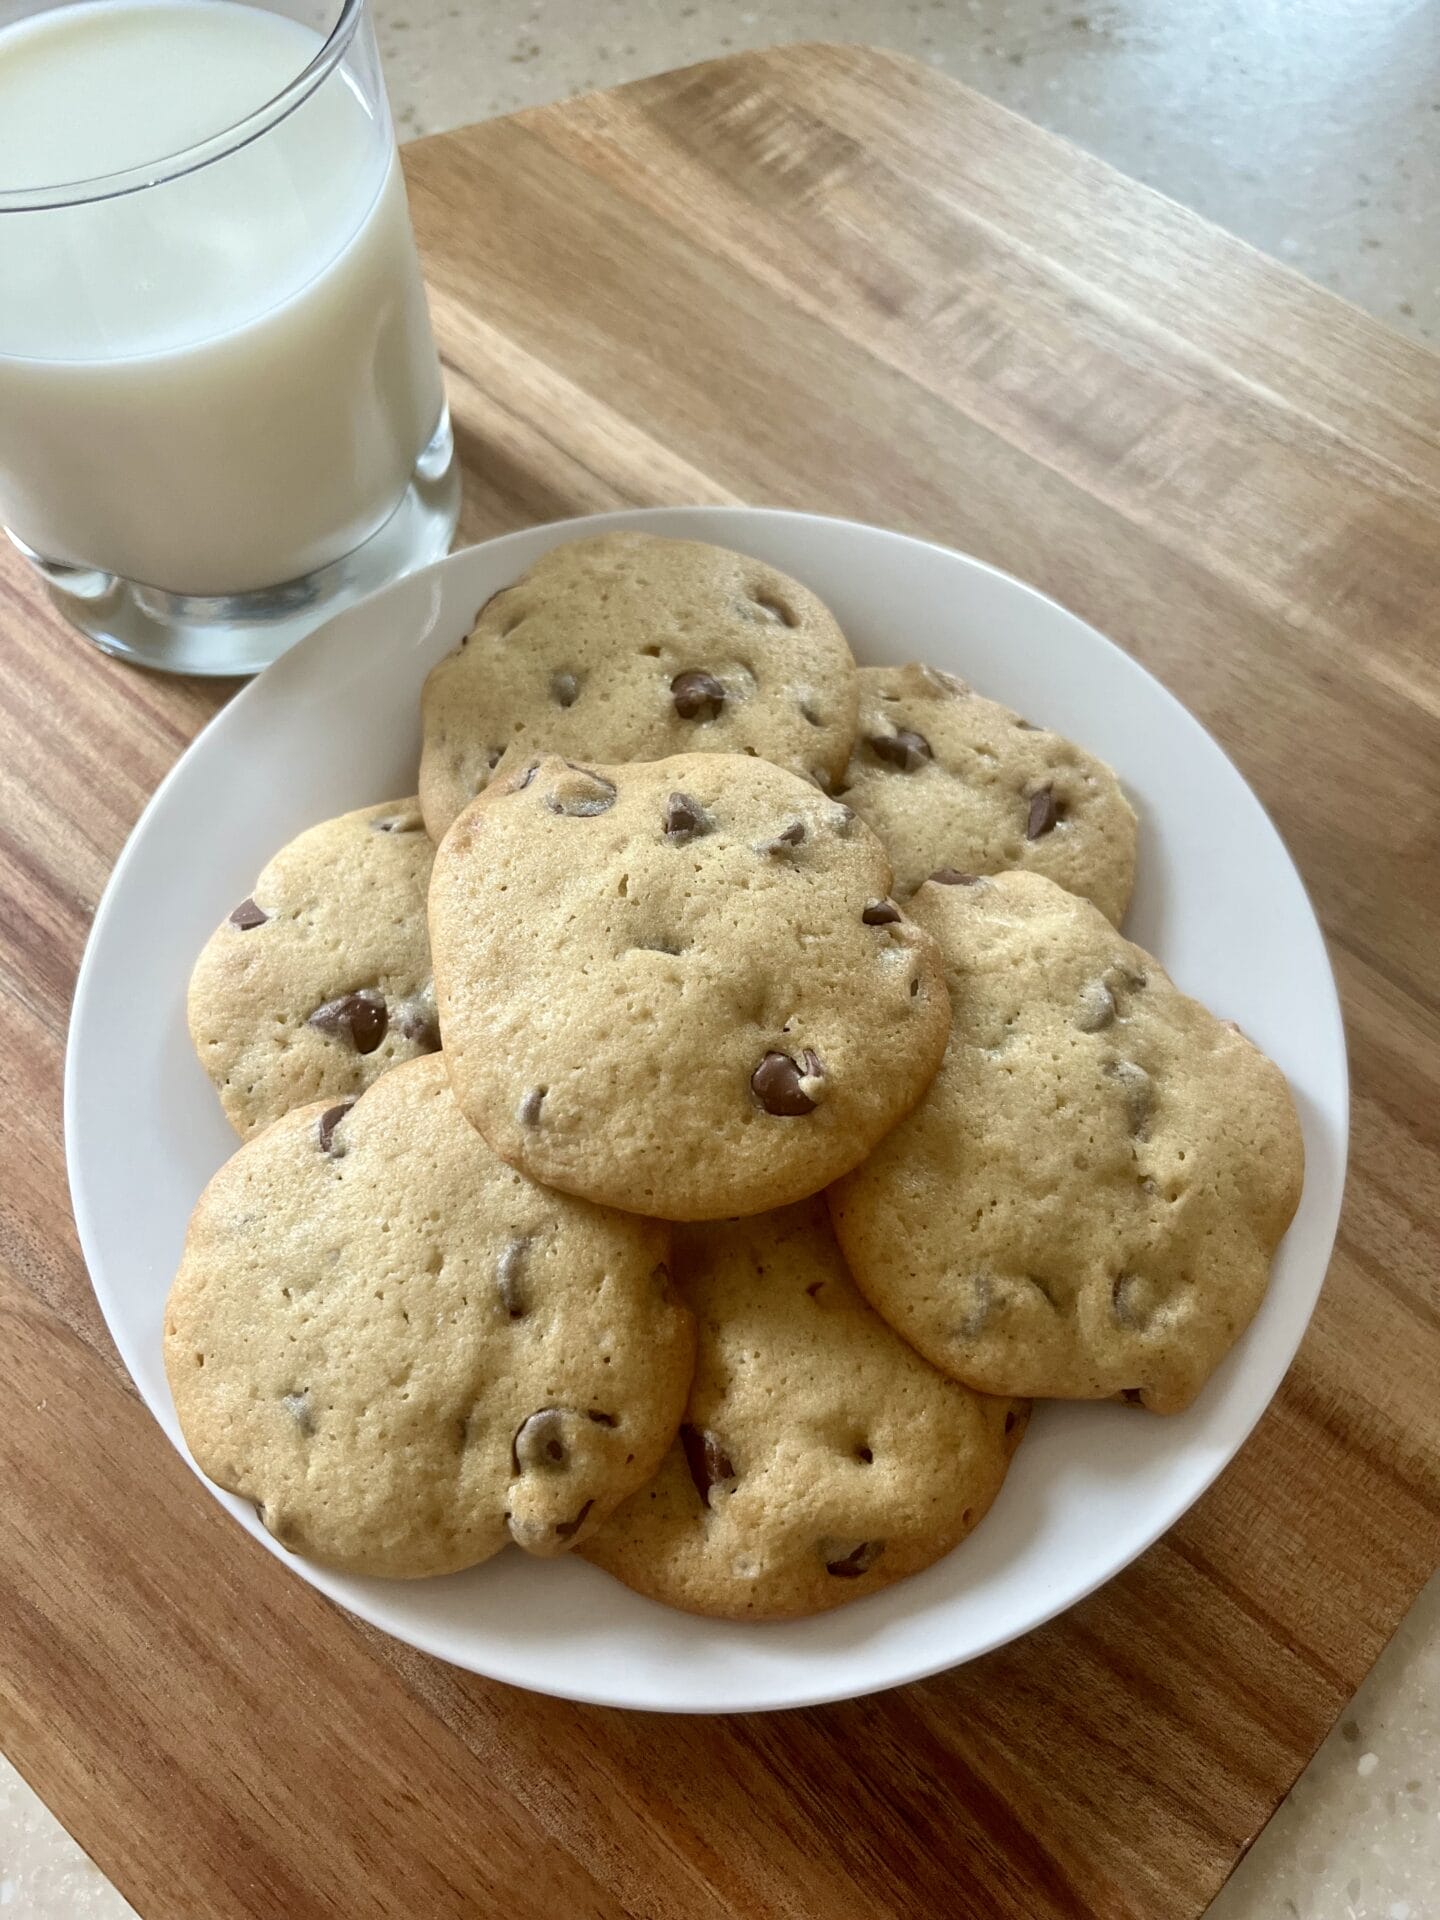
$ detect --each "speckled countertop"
[4,4,1437,1917]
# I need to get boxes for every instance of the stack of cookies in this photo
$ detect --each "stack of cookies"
[170,532,1304,1621]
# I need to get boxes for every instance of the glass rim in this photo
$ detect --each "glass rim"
[0,0,365,213]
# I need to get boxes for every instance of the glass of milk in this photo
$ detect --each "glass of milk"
[0,0,460,674]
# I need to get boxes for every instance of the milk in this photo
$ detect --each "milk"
[0,2,445,595]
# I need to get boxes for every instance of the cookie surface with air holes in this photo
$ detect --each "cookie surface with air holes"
[581,1200,1026,1620]
[429,750,951,1220]
[837,663,1137,922]
[163,1056,693,1578]
[418,532,860,839]
[828,870,1304,1413]
[188,799,441,1138]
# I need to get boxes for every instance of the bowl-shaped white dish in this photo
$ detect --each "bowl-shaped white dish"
[66,506,1347,1712]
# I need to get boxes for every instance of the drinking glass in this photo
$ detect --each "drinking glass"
[0,0,460,674]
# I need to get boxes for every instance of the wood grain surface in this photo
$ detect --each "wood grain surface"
[2,43,1438,1920]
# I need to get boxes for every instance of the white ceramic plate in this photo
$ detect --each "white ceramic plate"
[66,507,1347,1713]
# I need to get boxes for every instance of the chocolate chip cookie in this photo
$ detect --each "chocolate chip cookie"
[581,1200,1026,1619]
[419,533,860,839]
[829,871,1303,1413]
[188,799,441,1138]
[838,664,1137,922]
[164,1057,694,1578]
[429,751,951,1220]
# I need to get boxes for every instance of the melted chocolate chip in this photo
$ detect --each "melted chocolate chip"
[281,1390,315,1437]
[497,1237,529,1318]
[229,897,269,931]
[394,985,441,1051]
[551,670,580,708]
[868,728,931,772]
[1075,980,1117,1032]
[1014,717,1041,731]
[543,765,616,816]
[553,1500,594,1541]
[513,1408,570,1473]
[747,590,798,627]
[760,820,806,855]
[1120,1388,1146,1407]
[929,868,981,886]
[862,899,902,926]
[751,1049,823,1116]
[517,1086,546,1127]
[370,810,424,834]
[1026,785,1063,839]
[308,990,388,1054]
[681,1424,735,1507]
[823,1539,885,1579]
[663,791,714,842]
[505,761,538,792]
[671,669,726,721]
[316,1100,354,1155]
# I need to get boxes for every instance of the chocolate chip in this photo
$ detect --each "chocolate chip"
[1004,1409,1018,1435]
[829,803,855,832]
[929,868,980,886]
[1014,717,1041,731]
[543,764,616,816]
[1120,1388,1146,1407]
[513,1408,570,1473]
[496,1236,529,1318]
[1026,785,1063,839]
[862,899,902,926]
[308,990,387,1055]
[671,669,726,721]
[751,1049,824,1116]
[486,745,504,770]
[1075,980,1117,1032]
[868,728,931,772]
[746,590,798,628]
[1112,1273,1158,1330]
[394,983,440,1051]
[316,1100,354,1155]
[759,820,806,855]
[370,809,424,834]
[822,1539,885,1579]
[505,761,538,792]
[551,670,580,708]
[281,1390,314,1437]
[553,1500,594,1541]
[1106,1058,1153,1136]
[587,1410,618,1427]
[663,791,714,842]
[680,1425,735,1507]
[229,897,269,930]
[517,1086,546,1127]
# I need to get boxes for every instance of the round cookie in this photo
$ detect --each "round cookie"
[828,870,1304,1414]
[429,751,951,1221]
[188,799,439,1138]
[419,532,860,839]
[164,1057,693,1578]
[837,663,1137,923]
[581,1200,1026,1620]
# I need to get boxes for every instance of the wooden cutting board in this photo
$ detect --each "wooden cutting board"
[1,43,1438,1920]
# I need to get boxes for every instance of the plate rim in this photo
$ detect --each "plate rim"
[64,504,1350,1713]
